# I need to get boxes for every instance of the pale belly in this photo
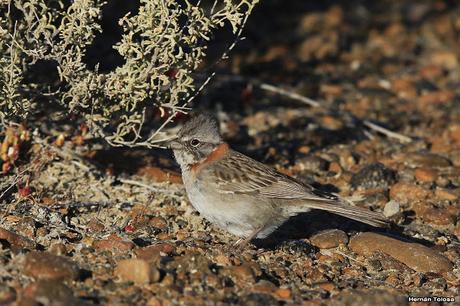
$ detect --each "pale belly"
[182,172,281,238]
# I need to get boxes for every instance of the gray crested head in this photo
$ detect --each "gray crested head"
[171,113,224,169]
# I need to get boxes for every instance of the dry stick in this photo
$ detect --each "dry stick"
[259,83,320,107]
[119,178,183,200]
[361,120,412,143]
[258,82,412,143]
[0,171,25,202]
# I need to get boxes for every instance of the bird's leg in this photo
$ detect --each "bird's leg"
[232,227,263,249]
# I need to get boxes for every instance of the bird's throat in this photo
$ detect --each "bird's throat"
[190,143,229,173]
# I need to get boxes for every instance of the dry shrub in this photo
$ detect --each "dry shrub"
[0,0,259,147]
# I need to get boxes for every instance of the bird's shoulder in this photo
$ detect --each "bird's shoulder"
[198,149,337,201]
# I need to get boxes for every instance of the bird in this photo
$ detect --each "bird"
[169,113,389,247]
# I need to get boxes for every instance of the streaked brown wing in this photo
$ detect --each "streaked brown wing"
[198,150,389,228]
[200,150,336,201]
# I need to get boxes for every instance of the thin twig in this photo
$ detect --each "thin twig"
[0,170,26,202]
[258,82,412,143]
[259,83,320,107]
[119,178,183,200]
[362,120,412,143]
[119,178,179,193]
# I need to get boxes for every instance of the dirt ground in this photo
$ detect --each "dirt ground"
[1,1,460,305]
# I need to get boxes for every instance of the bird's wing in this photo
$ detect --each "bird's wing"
[200,150,337,201]
[200,150,389,228]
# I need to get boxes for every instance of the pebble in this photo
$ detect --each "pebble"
[321,115,344,130]
[92,234,135,252]
[414,167,438,182]
[435,187,460,201]
[443,167,460,185]
[157,233,171,240]
[171,254,212,274]
[320,84,343,97]
[377,253,411,272]
[406,3,431,22]
[448,124,460,145]
[328,161,342,174]
[0,227,36,250]
[391,78,417,99]
[360,189,389,206]
[175,229,189,241]
[227,264,256,284]
[15,217,35,239]
[115,259,160,284]
[135,243,175,260]
[274,288,292,300]
[87,218,105,233]
[214,254,232,266]
[260,45,289,62]
[351,163,397,189]
[412,202,455,226]
[23,251,79,281]
[35,227,48,238]
[431,50,458,69]
[394,152,451,168]
[21,280,85,305]
[147,296,163,306]
[306,267,328,284]
[385,273,401,286]
[420,64,444,80]
[418,90,454,106]
[150,216,168,230]
[383,200,400,218]
[349,232,453,273]
[295,155,329,172]
[309,229,348,249]
[317,282,335,292]
[49,243,67,256]
[297,33,339,62]
[251,280,277,295]
[389,182,430,203]
[430,136,452,154]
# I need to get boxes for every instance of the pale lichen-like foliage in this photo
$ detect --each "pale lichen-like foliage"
[0,0,259,146]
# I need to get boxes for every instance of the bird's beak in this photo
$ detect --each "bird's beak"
[166,138,182,150]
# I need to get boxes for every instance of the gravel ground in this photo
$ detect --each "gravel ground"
[1,1,460,305]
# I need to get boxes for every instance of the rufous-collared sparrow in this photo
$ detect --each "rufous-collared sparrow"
[169,114,388,246]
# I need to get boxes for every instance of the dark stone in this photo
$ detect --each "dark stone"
[278,240,316,255]
[296,155,329,172]
[351,163,397,189]
[241,293,279,306]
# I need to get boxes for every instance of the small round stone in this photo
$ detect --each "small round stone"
[383,200,400,218]
[309,229,348,249]
[115,259,160,284]
[23,251,79,281]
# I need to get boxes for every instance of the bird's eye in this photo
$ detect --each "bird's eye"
[190,138,200,147]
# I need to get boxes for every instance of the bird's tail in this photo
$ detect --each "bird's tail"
[289,197,389,228]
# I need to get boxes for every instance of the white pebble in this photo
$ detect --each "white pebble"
[384,200,400,217]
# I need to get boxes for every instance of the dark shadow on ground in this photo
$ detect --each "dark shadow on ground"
[253,210,434,250]
[90,147,177,176]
